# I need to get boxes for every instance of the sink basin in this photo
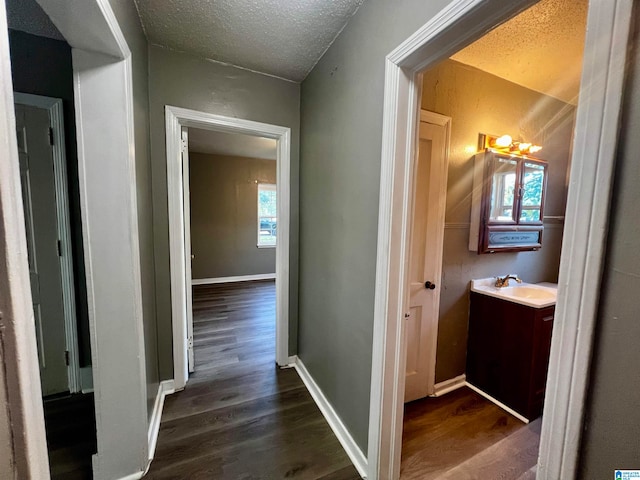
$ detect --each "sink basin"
[470,278,557,308]
[499,286,556,301]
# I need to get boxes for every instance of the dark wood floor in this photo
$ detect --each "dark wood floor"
[44,392,96,480]
[401,387,541,480]
[146,280,360,479]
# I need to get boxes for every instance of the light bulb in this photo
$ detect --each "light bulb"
[495,135,513,148]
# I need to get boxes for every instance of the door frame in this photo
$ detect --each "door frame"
[367,0,634,479]
[166,105,291,390]
[405,110,451,399]
[13,93,82,394]
[1,0,151,477]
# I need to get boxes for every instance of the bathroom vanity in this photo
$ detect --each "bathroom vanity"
[466,278,556,422]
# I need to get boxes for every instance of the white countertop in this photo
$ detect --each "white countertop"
[470,277,558,308]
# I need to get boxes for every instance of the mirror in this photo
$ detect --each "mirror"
[489,158,517,222]
[520,161,545,222]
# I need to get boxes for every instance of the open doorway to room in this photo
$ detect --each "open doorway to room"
[185,127,279,379]
[399,1,586,477]
[163,106,291,392]
[6,1,96,477]
[368,0,632,478]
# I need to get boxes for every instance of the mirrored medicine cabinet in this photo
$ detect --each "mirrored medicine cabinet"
[469,148,548,254]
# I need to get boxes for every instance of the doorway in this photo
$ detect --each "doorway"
[367,0,633,479]
[186,126,278,375]
[165,106,292,391]
[399,0,584,473]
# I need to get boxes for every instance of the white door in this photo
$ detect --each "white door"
[182,127,195,373]
[404,114,449,403]
[15,103,69,396]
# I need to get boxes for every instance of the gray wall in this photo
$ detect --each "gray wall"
[189,152,276,279]
[0,344,12,479]
[421,60,574,382]
[578,16,640,477]
[148,45,300,379]
[106,0,159,420]
[7,29,92,368]
[300,0,458,452]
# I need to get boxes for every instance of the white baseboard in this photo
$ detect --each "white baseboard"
[192,273,276,285]
[291,356,368,479]
[465,381,529,424]
[284,355,298,367]
[432,374,466,397]
[108,380,175,480]
[115,472,144,480]
[145,380,176,471]
[80,366,94,393]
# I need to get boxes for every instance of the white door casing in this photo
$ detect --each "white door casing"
[166,106,291,391]
[3,0,150,478]
[15,103,69,396]
[181,127,195,374]
[367,0,633,479]
[404,112,450,403]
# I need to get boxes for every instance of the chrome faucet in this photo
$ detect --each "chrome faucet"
[495,274,522,288]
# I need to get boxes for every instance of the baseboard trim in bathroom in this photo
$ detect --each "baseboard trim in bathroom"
[432,374,466,397]
[465,382,529,424]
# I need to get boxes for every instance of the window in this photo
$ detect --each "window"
[257,184,277,247]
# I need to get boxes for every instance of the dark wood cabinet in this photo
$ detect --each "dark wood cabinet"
[466,292,554,421]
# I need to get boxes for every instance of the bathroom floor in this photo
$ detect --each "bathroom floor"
[401,387,541,479]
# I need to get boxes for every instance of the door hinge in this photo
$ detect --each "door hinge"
[64,350,69,366]
[49,127,54,146]
[188,336,193,348]
[57,240,62,257]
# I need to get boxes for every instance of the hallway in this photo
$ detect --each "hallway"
[146,281,360,479]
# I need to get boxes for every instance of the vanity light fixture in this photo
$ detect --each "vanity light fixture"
[482,133,542,156]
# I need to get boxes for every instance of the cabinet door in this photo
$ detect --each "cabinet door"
[519,160,547,224]
[467,293,504,397]
[497,301,535,416]
[529,307,554,417]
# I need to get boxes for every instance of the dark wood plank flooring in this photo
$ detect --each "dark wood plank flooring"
[401,387,541,480]
[44,392,96,480]
[146,280,360,480]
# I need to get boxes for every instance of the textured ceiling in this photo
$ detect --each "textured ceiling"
[6,0,65,40]
[451,0,588,104]
[188,128,277,160]
[134,0,365,81]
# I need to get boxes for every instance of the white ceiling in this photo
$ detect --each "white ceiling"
[451,0,588,105]
[188,128,277,160]
[134,0,365,82]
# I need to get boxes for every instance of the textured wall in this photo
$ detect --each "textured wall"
[106,0,159,421]
[148,45,300,379]
[421,60,574,382]
[578,15,640,477]
[7,30,92,368]
[299,0,459,452]
[190,153,276,279]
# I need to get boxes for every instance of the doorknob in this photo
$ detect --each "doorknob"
[425,281,436,290]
